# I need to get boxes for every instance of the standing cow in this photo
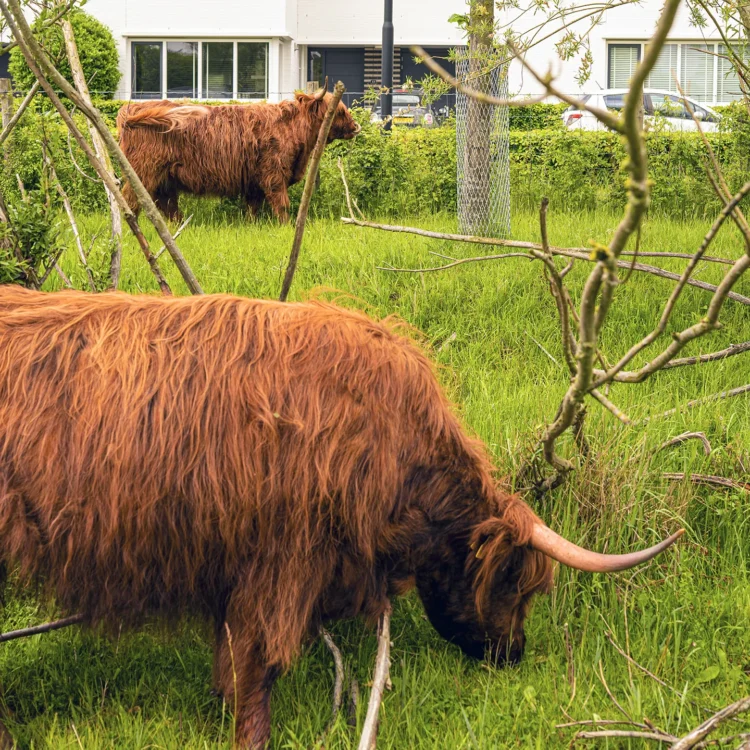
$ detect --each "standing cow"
[117,85,361,222]
[0,286,683,749]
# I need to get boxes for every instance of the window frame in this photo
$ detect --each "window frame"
[129,38,270,101]
[607,43,641,89]
[606,39,742,105]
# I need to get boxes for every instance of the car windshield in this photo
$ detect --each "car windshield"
[604,94,628,111]
[393,95,420,106]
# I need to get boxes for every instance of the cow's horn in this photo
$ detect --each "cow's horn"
[314,77,329,100]
[529,524,684,573]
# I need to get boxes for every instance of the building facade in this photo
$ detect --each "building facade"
[84,0,742,107]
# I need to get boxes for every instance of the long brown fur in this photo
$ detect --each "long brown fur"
[117,93,360,222]
[0,286,552,748]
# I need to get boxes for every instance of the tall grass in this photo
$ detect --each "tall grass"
[1,206,749,748]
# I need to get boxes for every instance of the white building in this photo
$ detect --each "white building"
[82,0,742,107]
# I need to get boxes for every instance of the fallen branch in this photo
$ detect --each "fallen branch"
[574,729,676,743]
[672,698,750,750]
[642,383,750,422]
[664,473,750,493]
[280,81,345,302]
[0,613,84,644]
[320,628,345,728]
[657,432,712,456]
[343,218,750,306]
[357,602,391,750]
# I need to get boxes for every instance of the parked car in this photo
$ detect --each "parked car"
[370,89,447,127]
[563,89,720,132]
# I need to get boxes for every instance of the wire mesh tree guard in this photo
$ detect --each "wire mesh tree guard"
[456,55,511,238]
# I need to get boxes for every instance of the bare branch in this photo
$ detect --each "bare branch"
[357,603,391,750]
[0,80,39,148]
[664,473,750,493]
[0,613,83,643]
[661,342,750,370]
[657,432,712,456]
[320,628,345,728]
[280,81,345,302]
[573,729,676,743]
[671,698,750,750]
[154,215,193,260]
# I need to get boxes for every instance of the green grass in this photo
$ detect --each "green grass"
[2,204,749,748]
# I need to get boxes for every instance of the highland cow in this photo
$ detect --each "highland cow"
[0,286,682,749]
[117,85,361,223]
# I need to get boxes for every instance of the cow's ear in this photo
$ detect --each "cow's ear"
[313,76,329,101]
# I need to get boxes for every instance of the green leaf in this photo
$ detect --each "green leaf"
[695,665,721,684]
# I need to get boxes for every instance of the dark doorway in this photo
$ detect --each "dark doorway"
[308,47,365,107]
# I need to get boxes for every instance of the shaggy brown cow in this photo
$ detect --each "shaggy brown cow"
[117,86,361,222]
[0,286,682,749]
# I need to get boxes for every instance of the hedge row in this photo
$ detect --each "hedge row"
[3,103,748,220]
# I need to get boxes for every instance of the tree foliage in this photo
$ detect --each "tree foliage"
[8,9,120,98]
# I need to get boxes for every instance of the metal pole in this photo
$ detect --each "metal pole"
[381,0,393,131]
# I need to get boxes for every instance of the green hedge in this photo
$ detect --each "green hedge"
[3,101,748,220]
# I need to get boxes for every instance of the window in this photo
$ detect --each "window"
[132,42,162,100]
[167,42,197,98]
[237,43,268,99]
[130,40,269,100]
[203,42,233,99]
[681,44,713,102]
[603,93,627,110]
[644,43,678,90]
[718,43,748,102]
[608,44,640,88]
[649,93,689,118]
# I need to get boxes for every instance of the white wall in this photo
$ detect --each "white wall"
[296,0,464,45]
[506,2,725,98]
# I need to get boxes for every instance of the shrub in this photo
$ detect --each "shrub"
[508,103,567,131]
[9,11,121,99]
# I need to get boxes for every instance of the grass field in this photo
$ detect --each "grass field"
[1,205,749,749]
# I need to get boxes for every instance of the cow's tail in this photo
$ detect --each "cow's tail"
[117,103,211,134]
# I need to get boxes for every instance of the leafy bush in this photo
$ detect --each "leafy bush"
[508,103,567,131]
[9,11,121,99]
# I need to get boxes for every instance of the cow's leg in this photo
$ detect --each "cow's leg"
[154,187,182,223]
[258,178,291,224]
[213,621,278,749]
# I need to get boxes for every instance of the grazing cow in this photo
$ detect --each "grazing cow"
[117,85,361,223]
[0,287,682,749]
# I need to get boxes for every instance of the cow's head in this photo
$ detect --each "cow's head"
[416,493,683,664]
[298,80,361,141]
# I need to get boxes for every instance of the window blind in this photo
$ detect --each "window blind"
[203,42,233,99]
[680,44,713,102]
[644,43,678,91]
[717,44,748,102]
[237,43,268,99]
[608,45,639,88]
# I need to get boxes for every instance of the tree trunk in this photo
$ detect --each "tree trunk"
[61,19,123,290]
[463,0,494,235]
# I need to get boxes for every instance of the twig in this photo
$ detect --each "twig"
[663,473,750,493]
[557,719,651,730]
[590,388,632,424]
[0,79,39,148]
[661,342,750,370]
[280,81,345,301]
[0,613,84,643]
[338,157,365,220]
[46,150,96,292]
[563,623,576,700]
[526,330,558,365]
[642,383,750,423]
[154,215,193,260]
[320,628,345,727]
[596,660,633,722]
[657,432,712,456]
[671,698,750,750]
[573,729,676,743]
[357,602,391,750]
[344,217,750,305]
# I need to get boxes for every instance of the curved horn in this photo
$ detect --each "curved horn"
[314,76,329,101]
[530,524,685,573]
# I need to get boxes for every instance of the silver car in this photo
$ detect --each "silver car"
[563,89,720,132]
